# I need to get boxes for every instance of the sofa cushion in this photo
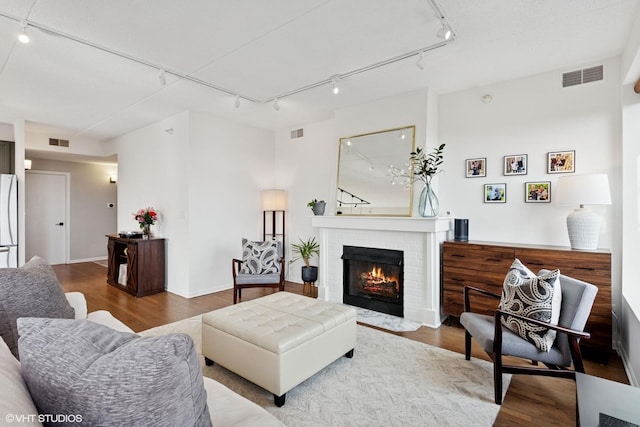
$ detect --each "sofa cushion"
[499,259,561,352]
[0,337,42,427]
[239,238,280,275]
[17,318,212,427]
[0,256,75,358]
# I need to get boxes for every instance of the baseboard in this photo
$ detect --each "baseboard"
[618,343,639,387]
[68,256,107,264]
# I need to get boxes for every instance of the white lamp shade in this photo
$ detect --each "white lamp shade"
[555,174,611,250]
[24,159,32,170]
[261,189,287,211]
[555,174,611,206]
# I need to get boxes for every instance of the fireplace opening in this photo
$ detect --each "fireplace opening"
[342,246,403,317]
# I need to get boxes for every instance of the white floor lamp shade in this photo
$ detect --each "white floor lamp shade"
[555,174,611,250]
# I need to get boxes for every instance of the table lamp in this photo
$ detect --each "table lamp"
[555,174,611,250]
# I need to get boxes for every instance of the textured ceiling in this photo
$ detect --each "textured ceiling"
[0,0,638,144]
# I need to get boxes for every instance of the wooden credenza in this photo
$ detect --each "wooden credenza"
[106,234,166,297]
[441,240,612,353]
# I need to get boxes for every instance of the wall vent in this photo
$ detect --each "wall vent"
[290,128,304,139]
[562,65,604,88]
[49,138,70,147]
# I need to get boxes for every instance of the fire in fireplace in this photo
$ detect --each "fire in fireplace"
[342,246,403,317]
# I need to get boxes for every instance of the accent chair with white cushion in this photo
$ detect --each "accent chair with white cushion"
[460,263,598,405]
[232,238,285,303]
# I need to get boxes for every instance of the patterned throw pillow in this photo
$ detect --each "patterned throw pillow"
[499,259,562,352]
[239,238,280,275]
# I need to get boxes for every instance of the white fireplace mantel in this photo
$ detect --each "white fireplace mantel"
[311,215,453,328]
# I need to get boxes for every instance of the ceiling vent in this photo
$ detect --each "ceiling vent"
[562,65,604,88]
[49,138,69,147]
[290,128,304,139]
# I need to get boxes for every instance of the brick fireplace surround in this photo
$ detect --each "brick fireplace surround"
[311,216,452,328]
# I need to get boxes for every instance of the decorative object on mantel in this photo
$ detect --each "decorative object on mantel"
[555,173,611,250]
[307,199,326,216]
[133,207,158,239]
[290,237,320,297]
[402,144,445,217]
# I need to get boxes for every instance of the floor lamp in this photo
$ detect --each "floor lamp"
[555,174,611,250]
[261,189,287,258]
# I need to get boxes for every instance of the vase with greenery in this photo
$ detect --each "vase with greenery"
[409,144,445,217]
[307,199,326,216]
[290,237,320,284]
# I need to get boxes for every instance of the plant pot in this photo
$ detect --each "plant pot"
[311,202,326,216]
[301,266,318,283]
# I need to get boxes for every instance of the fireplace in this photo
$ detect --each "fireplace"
[342,246,403,317]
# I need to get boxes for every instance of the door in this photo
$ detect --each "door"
[25,171,68,265]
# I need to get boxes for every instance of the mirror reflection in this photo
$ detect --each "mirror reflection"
[336,126,415,216]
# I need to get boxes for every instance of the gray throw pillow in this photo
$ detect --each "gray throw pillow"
[0,256,75,358]
[239,238,280,274]
[17,318,212,427]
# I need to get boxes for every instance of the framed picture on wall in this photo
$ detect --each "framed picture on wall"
[466,158,486,178]
[547,150,575,173]
[503,154,527,175]
[525,181,551,203]
[484,183,506,203]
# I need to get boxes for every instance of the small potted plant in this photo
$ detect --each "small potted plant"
[308,199,326,216]
[290,237,320,286]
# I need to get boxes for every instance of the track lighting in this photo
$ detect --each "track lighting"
[416,52,425,70]
[158,69,166,86]
[436,22,452,41]
[235,95,240,109]
[18,21,29,44]
[331,76,340,95]
[273,98,280,111]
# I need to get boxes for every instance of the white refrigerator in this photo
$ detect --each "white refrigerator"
[0,174,18,268]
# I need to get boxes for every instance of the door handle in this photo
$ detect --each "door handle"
[56,222,64,226]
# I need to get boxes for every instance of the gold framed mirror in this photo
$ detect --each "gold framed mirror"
[336,125,415,216]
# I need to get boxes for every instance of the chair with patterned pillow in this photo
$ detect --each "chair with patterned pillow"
[232,238,285,304]
[459,260,598,405]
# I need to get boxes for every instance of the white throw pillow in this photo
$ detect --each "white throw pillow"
[499,259,562,352]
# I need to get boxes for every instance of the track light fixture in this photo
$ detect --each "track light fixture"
[273,98,280,111]
[436,22,452,40]
[158,69,166,86]
[416,52,425,70]
[18,21,29,44]
[331,76,340,95]
[235,95,240,109]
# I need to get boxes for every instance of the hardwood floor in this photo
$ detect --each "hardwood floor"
[54,262,630,427]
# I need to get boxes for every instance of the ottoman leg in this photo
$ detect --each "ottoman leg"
[345,349,354,358]
[274,393,286,407]
[204,357,214,366]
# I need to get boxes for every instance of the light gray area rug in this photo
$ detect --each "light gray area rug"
[140,316,509,427]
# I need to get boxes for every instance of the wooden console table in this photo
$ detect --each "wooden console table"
[106,234,166,297]
[441,240,612,354]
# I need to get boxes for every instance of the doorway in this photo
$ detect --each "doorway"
[25,171,69,265]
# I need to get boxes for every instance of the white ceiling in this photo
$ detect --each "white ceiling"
[0,0,638,144]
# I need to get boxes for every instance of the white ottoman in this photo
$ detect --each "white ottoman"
[201,292,357,407]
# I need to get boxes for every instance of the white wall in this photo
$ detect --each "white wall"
[439,57,622,321]
[115,110,275,297]
[621,84,640,385]
[115,111,191,296]
[0,123,13,141]
[275,88,438,282]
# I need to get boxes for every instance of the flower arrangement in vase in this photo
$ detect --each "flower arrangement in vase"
[133,207,158,238]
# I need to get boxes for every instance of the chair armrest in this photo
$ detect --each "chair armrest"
[232,259,243,280]
[65,292,88,319]
[463,285,501,313]
[494,308,591,340]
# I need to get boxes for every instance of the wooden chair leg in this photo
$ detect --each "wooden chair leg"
[494,355,503,405]
[233,288,238,304]
[464,331,472,361]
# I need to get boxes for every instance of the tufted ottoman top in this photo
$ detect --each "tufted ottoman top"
[202,292,356,354]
